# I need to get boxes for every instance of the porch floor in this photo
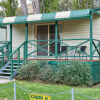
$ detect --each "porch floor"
[12,58,100,62]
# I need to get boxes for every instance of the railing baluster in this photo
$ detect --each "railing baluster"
[18,48,20,66]
[7,43,10,61]
[23,42,26,61]
[11,54,13,80]
[99,41,100,60]
[2,49,4,67]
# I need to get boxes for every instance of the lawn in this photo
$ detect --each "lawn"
[0,81,100,100]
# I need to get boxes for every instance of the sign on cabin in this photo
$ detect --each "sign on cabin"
[30,93,51,100]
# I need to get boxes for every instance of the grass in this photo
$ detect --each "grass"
[0,81,100,100]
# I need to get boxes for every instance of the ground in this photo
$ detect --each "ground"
[0,80,100,100]
[0,79,15,84]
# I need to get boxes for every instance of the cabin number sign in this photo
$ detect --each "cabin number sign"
[30,93,51,100]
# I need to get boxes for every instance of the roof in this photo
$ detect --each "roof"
[0,9,92,25]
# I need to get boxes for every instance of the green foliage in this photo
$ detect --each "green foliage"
[0,11,5,17]
[0,0,18,17]
[39,0,59,13]
[58,0,100,11]
[72,0,93,10]
[58,0,72,11]
[16,61,93,86]
[37,60,49,68]
[38,65,53,82]
[16,61,40,80]
[57,61,93,86]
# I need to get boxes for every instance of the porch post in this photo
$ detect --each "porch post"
[10,24,12,54]
[55,21,58,60]
[10,24,13,80]
[25,23,28,60]
[90,11,93,61]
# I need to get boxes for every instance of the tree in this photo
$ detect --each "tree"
[58,0,72,11]
[0,11,5,17]
[32,0,40,14]
[31,0,59,14]
[0,0,18,17]
[20,0,28,15]
[72,0,93,10]
[39,0,59,13]
[93,0,100,8]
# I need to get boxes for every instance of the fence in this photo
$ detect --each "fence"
[0,83,100,100]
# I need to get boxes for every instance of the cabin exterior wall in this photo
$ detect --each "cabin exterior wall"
[0,28,6,41]
[6,17,100,60]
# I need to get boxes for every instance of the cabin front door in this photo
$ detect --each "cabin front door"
[50,25,60,55]
[37,25,48,56]
[37,24,60,56]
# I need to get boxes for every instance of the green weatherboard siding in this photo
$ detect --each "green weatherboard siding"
[15,15,28,23]
[91,61,100,83]
[41,13,56,20]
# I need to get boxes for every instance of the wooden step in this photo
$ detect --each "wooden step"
[0,72,11,75]
[0,76,10,79]
[6,66,18,68]
[2,69,16,71]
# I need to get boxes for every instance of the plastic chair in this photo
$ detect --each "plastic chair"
[60,46,68,59]
[75,46,87,60]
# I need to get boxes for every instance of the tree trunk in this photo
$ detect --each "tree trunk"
[32,0,40,14]
[20,0,28,15]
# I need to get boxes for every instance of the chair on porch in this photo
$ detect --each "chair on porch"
[75,46,87,60]
[60,46,68,59]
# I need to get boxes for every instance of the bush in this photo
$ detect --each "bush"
[57,61,93,86]
[37,60,49,68]
[16,61,40,80]
[38,65,53,83]
[16,60,93,86]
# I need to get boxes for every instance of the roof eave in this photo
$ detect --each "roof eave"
[0,16,90,25]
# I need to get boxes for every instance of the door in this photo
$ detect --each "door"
[50,25,60,55]
[37,25,48,56]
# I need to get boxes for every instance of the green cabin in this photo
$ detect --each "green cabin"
[0,8,100,82]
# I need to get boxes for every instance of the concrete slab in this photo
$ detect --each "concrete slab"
[0,79,15,84]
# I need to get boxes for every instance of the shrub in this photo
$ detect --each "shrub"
[37,60,49,68]
[38,65,53,83]
[16,60,93,86]
[57,61,93,86]
[16,61,40,80]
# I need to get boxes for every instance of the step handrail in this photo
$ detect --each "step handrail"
[10,41,26,80]
[0,42,10,51]
[0,42,10,67]
[10,41,26,57]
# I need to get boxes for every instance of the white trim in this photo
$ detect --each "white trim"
[3,17,16,23]
[55,11,70,19]
[27,14,42,21]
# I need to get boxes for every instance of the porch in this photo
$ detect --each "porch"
[0,9,100,80]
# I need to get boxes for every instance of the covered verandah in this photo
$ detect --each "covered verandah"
[0,9,100,66]
[0,8,100,80]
